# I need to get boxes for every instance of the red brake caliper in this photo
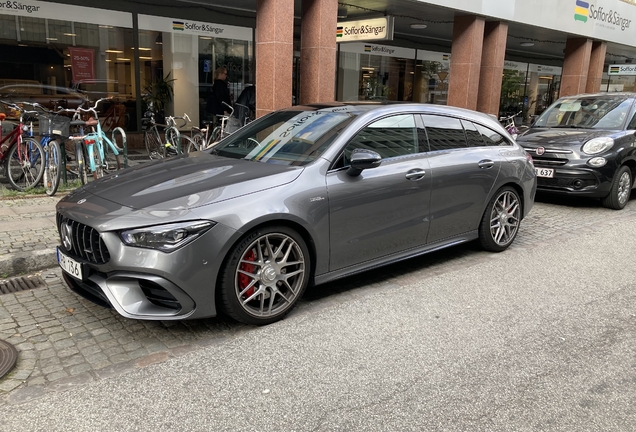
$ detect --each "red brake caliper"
[238,249,256,297]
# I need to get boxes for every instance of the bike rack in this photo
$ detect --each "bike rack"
[112,127,128,168]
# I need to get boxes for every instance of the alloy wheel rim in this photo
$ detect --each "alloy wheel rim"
[489,191,520,246]
[617,171,631,205]
[235,233,305,318]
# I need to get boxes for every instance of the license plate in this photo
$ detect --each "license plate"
[535,167,554,178]
[57,248,83,280]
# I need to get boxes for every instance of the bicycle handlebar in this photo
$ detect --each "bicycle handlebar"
[499,111,522,122]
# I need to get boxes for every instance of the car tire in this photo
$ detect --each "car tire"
[219,226,311,325]
[601,165,632,210]
[478,186,521,252]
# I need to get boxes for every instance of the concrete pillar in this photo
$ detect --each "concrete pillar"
[300,0,338,104]
[447,15,485,110]
[477,21,508,116]
[586,41,607,93]
[560,37,592,97]
[256,0,294,117]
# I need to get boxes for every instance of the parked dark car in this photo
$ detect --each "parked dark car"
[55,103,536,325]
[0,83,88,118]
[517,92,636,209]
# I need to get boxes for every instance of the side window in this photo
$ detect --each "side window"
[342,114,419,164]
[474,123,510,146]
[421,115,467,151]
[627,111,636,130]
[461,120,485,147]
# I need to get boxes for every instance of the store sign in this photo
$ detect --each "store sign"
[69,48,95,81]
[528,64,562,75]
[139,15,252,42]
[336,17,394,42]
[339,42,414,59]
[608,64,636,75]
[0,0,131,27]
[503,60,528,71]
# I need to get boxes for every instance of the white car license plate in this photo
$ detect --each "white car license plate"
[57,248,83,280]
[535,167,554,178]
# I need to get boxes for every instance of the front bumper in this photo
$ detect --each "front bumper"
[525,148,617,198]
[57,221,239,320]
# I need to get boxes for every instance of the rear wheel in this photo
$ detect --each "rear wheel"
[43,140,61,196]
[602,165,632,210]
[188,133,204,153]
[478,186,521,252]
[4,138,44,191]
[144,128,163,159]
[219,226,311,325]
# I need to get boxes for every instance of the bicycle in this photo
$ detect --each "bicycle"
[0,101,44,191]
[499,111,522,139]
[191,102,235,151]
[68,98,122,183]
[29,102,70,196]
[163,114,196,157]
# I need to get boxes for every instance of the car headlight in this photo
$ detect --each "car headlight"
[120,221,215,252]
[587,157,607,167]
[582,137,614,155]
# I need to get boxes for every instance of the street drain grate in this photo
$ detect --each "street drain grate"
[0,339,18,379]
[0,275,46,295]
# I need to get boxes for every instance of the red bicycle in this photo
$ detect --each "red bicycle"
[0,102,45,190]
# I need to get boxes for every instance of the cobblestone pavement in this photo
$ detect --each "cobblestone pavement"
[1,193,636,406]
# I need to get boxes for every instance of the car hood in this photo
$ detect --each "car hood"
[78,151,303,210]
[517,128,617,147]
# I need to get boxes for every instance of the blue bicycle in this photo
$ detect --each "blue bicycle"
[72,98,122,183]
[30,103,67,196]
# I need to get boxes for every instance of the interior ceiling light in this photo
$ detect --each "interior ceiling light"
[410,23,427,29]
[520,42,535,47]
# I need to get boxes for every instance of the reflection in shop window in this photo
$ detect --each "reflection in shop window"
[0,14,136,132]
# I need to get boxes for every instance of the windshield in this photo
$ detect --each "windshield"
[209,108,357,166]
[534,95,633,129]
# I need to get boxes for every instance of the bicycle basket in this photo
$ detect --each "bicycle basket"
[38,115,71,137]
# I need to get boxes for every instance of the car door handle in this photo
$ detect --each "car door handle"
[405,169,426,180]
[478,160,494,169]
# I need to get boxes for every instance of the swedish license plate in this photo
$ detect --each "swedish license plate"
[57,248,83,280]
[535,167,554,178]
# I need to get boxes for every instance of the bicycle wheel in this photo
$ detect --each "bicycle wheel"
[75,143,88,186]
[210,126,222,144]
[4,137,44,191]
[181,136,197,154]
[164,127,180,156]
[43,140,62,196]
[144,128,163,159]
[190,132,205,153]
[92,144,105,180]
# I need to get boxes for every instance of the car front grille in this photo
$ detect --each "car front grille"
[533,157,569,167]
[56,213,110,264]
[537,177,597,188]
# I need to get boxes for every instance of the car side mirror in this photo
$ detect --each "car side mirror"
[347,148,382,177]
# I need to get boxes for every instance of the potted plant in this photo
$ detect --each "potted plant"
[143,72,175,123]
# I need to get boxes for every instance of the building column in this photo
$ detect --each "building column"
[586,41,607,93]
[300,0,338,104]
[560,37,593,97]
[447,15,485,110]
[256,0,294,117]
[477,21,508,116]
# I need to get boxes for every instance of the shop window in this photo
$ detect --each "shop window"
[0,14,137,131]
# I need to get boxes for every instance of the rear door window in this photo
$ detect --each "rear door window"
[421,115,467,151]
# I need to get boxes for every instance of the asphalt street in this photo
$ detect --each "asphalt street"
[1,195,635,431]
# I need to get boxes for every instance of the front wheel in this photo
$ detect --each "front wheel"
[602,165,632,210]
[75,143,88,185]
[144,129,163,159]
[219,226,311,326]
[478,186,521,252]
[4,138,44,191]
[43,140,61,196]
